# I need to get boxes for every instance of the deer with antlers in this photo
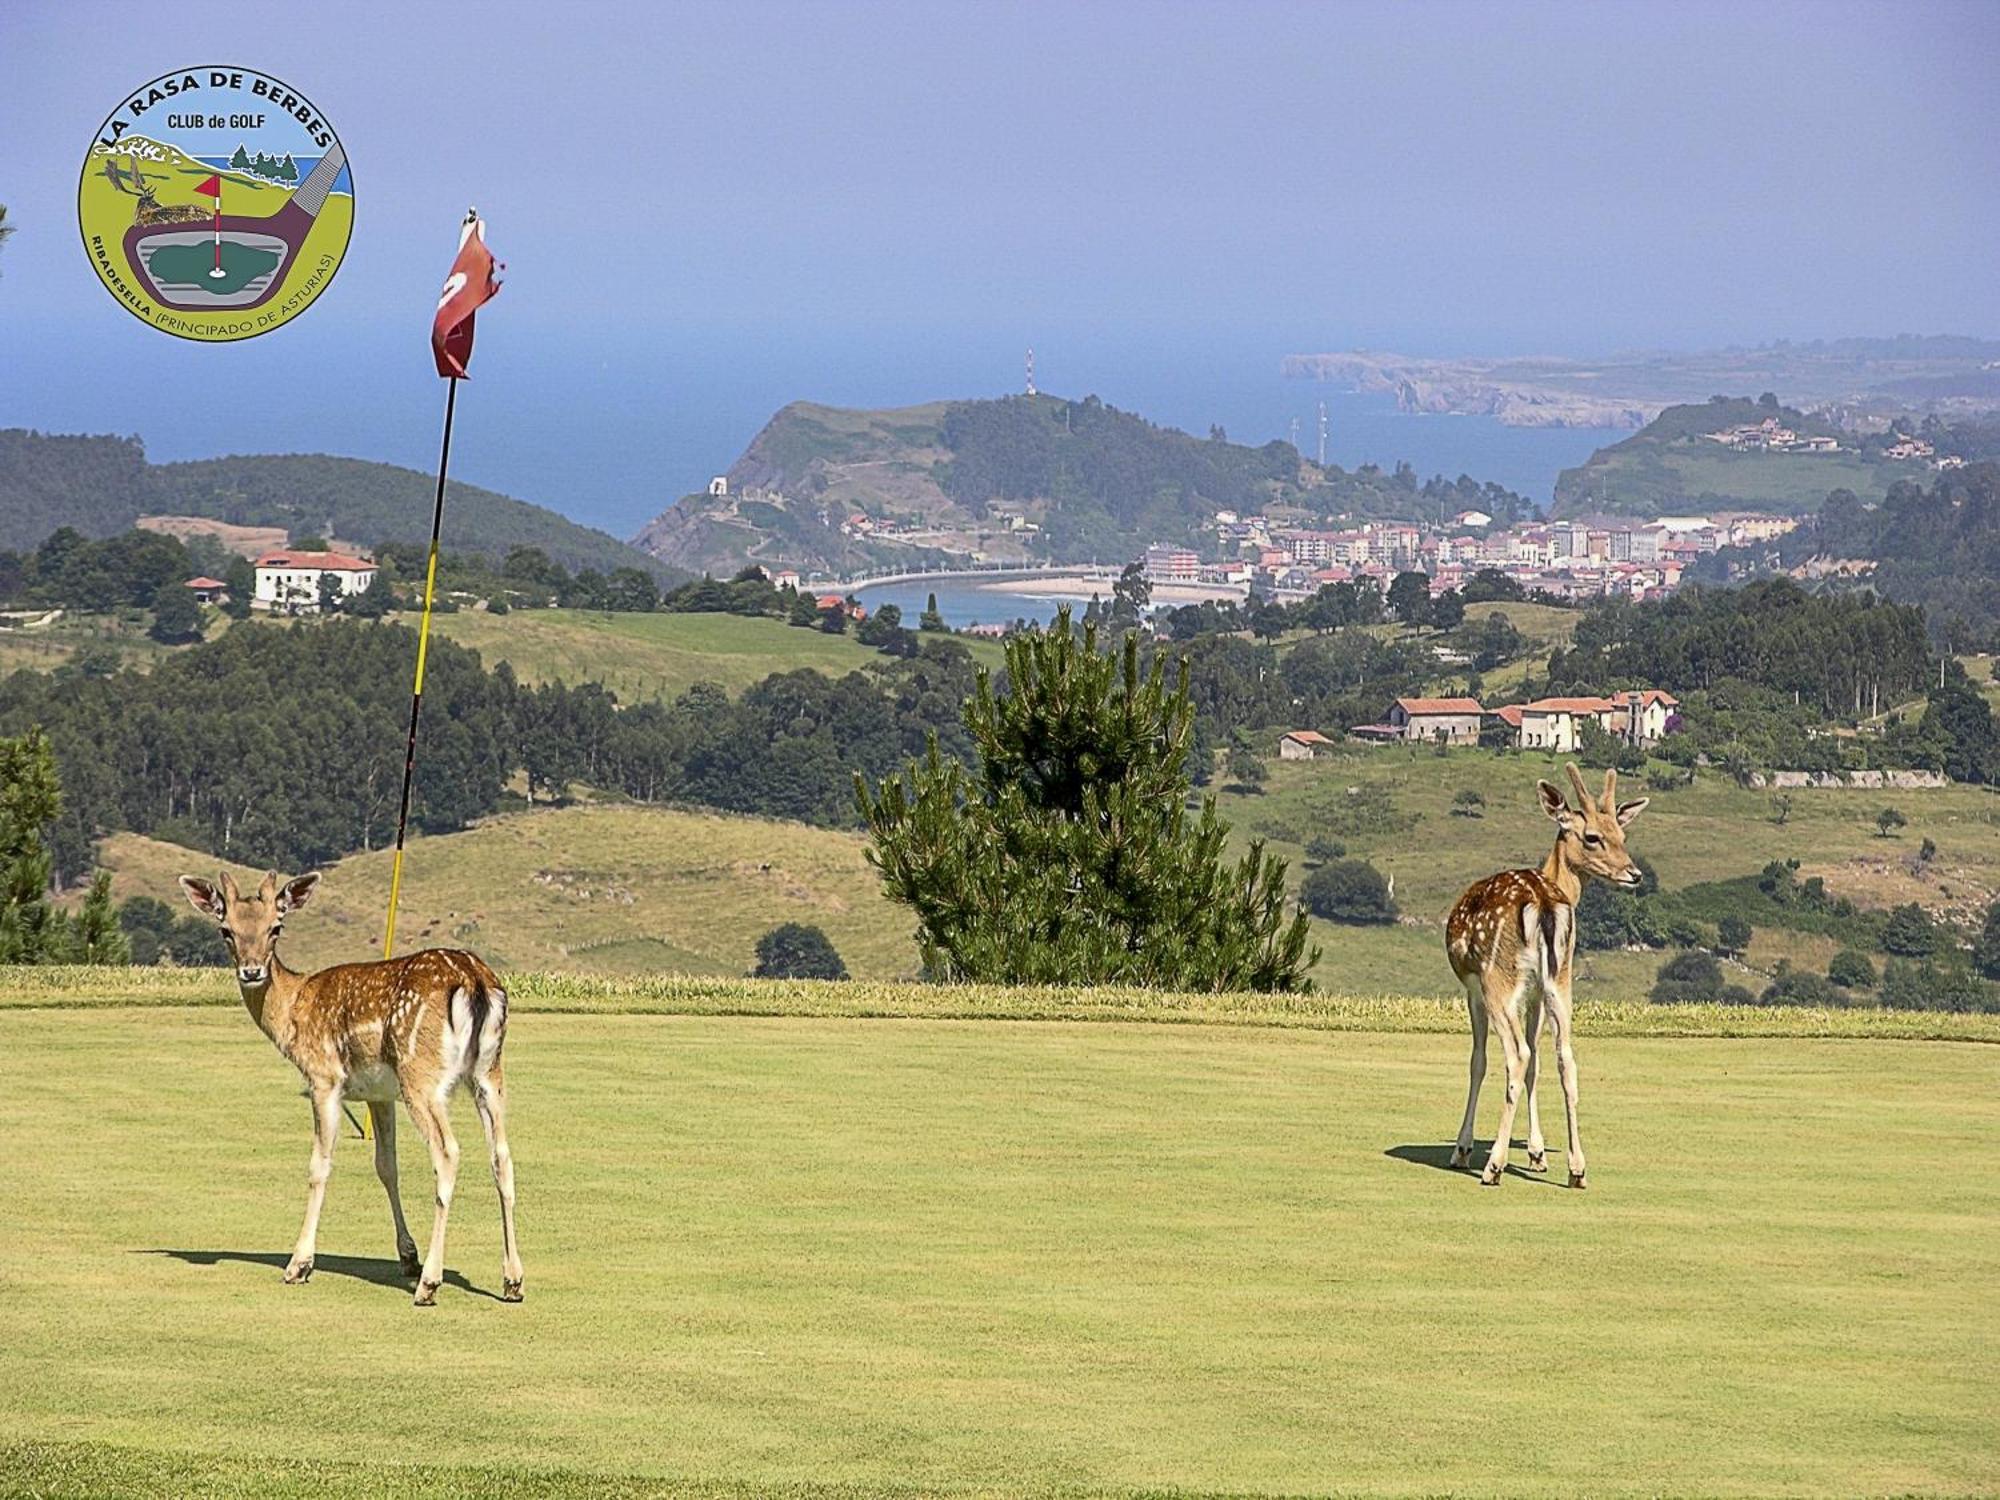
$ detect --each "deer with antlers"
[1443,764,1647,1189]
[177,870,522,1305]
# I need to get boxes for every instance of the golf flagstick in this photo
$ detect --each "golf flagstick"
[370,211,504,1139]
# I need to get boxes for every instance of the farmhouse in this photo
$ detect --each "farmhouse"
[1387,696,1483,746]
[252,550,378,613]
[183,576,227,605]
[1278,729,1335,761]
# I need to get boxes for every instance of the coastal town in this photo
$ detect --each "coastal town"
[1139,506,1803,604]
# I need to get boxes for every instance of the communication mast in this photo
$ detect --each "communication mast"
[1025,347,1036,396]
[1289,416,1300,451]
[1317,400,1328,467]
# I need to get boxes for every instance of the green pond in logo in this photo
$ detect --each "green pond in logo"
[147,239,282,295]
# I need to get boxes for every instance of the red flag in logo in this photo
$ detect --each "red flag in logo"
[432,210,502,379]
[193,175,222,198]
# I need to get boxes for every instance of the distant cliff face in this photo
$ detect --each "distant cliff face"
[1282,354,1658,430]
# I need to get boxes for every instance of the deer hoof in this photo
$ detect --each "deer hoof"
[501,1278,524,1303]
[398,1250,422,1278]
[1568,1171,1589,1190]
[282,1257,313,1284]
[413,1278,441,1307]
[1449,1146,1473,1169]
[1480,1163,1504,1187]
[1526,1151,1548,1172]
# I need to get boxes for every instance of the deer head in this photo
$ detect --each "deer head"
[179,870,322,986]
[1537,764,1647,889]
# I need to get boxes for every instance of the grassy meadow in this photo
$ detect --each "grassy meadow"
[417,608,1005,703]
[0,982,1994,1498]
[89,805,913,981]
[1214,743,2000,997]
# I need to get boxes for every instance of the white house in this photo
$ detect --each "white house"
[1278,730,1335,761]
[253,549,379,613]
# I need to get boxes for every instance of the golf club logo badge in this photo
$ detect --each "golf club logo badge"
[77,67,352,340]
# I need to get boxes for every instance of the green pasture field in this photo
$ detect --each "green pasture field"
[1214,746,2000,996]
[0,982,1993,1498]
[417,608,1004,704]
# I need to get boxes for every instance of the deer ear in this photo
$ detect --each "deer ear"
[1615,797,1650,828]
[277,872,322,914]
[178,875,224,918]
[1537,780,1573,825]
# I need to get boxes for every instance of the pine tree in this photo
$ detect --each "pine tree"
[857,608,1317,990]
[279,153,299,183]
[229,143,251,171]
[919,592,946,632]
[0,728,70,962]
[71,872,129,964]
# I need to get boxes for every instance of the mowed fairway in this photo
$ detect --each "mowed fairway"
[2,1001,1996,1497]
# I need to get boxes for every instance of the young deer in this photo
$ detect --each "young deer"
[177,870,522,1305]
[1443,764,1647,1189]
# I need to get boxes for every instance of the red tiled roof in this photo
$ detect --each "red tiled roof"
[1394,696,1483,716]
[183,576,226,589]
[1523,696,1617,714]
[1283,730,1335,745]
[1489,704,1525,727]
[255,550,376,571]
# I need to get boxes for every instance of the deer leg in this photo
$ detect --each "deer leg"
[1480,979,1529,1187]
[1451,978,1487,1169]
[1548,973,1588,1189]
[369,1101,420,1275]
[285,1087,342,1283]
[1522,989,1548,1171]
[403,1091,460,1306]
[472,1063,524,1301]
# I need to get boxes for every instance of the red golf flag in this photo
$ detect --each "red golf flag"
[431,210,502,379]
[193,175,221,198]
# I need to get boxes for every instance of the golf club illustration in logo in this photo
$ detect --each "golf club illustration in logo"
[78,68,352,340]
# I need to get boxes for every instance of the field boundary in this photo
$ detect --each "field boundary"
[2,966,1995,1042]
[0,1438,1299,1500]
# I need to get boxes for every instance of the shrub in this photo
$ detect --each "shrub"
[1977,900,2000,981]
[1303,836,1346,865]
[752,923,848,980]
[1650,949,1726,1004]
[1880,960,1998,1014]
[1451,788,1484,818]
[1875,807,1907,838]
[1299,859,1398,924]
[1715,913,1752,956]
[1879,903,1938,958]
[1827,949,1877,989]
[1761,968,1839,1008]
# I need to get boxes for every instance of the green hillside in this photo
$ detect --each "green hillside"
[1552,396,1928,517]
[421,606,1003,701]
[0,429,679,580]
[84,804,913,980]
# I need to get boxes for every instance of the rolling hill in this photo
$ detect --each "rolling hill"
[0,429,681,580]
[1551,397,1931,518]
[84,803,915,980]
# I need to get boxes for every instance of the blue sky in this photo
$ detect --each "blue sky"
[2,0,1994,535]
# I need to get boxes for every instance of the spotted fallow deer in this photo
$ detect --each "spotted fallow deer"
[1443,764,1647,1189]
[177,870,521,1305]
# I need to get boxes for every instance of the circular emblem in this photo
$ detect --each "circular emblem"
[77,67,352,341]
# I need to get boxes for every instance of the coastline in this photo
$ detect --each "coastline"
[978,574,1246,606]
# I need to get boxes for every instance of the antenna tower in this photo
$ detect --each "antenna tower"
[1317,400,1328,467]
[1025,347,1036,396]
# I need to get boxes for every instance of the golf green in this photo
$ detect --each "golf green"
[0,1007,1993,1497]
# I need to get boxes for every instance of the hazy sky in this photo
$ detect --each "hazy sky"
[2,0,1994,532]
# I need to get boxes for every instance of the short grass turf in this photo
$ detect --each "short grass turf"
[2,1006,1995,1497]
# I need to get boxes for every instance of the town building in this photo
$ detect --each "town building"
[1143,544,1201,584]
[1387,696,1484,745]
[252,550,378,613]
[1278,729,1336,761]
